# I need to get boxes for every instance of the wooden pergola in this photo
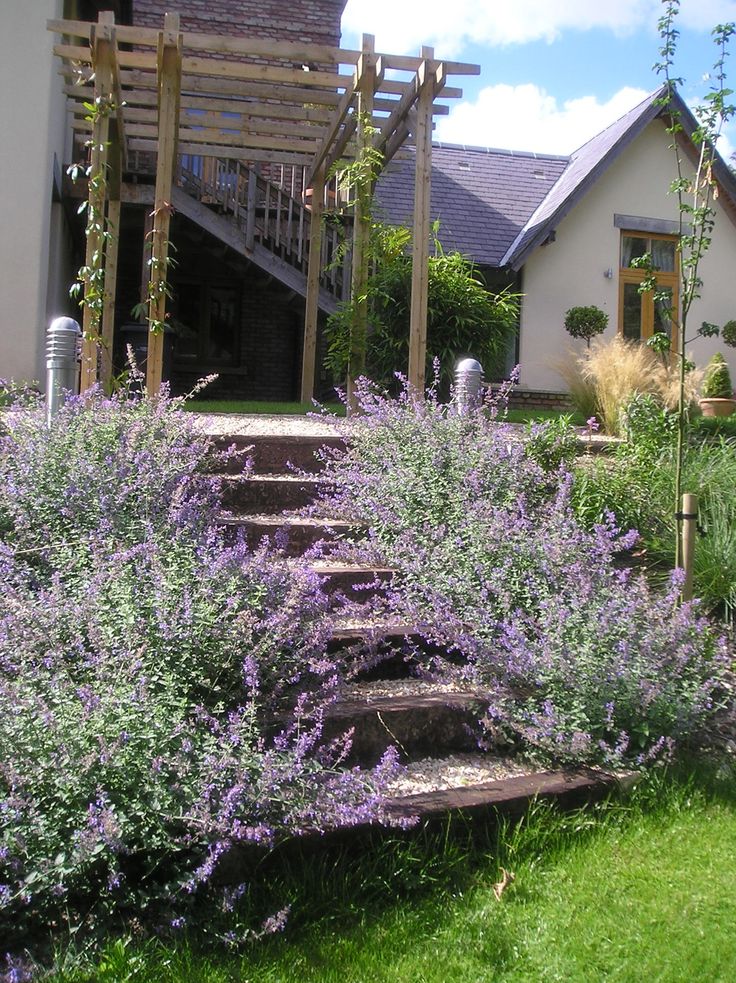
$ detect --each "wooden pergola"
[48,11,478,398]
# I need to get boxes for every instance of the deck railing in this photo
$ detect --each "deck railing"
[176,156,350,300]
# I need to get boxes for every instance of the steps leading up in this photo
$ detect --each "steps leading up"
[206,418,627,832]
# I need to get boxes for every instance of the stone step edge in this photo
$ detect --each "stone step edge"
[382,767,637,821]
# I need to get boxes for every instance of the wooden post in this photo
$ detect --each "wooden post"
[245,163,258,251]
[407,48,435,396]
[680,493,698,603]
[79,12,115,391]
[300,167,325,402]
[100,131,122,390]
[146,12,182,396]
[347,34,376,410]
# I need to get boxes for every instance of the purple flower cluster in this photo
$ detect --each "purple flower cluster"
[313,376,733,768]
[0,392,401,955]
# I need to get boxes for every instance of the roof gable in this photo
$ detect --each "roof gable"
[502,84,736,269]
[376,85,736,273]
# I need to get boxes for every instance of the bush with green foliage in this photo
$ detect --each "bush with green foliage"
[309,377,731,767]
[722,319,736,347]
[572,394,736,623]
[0,390,400,960]
[325,225,519,394]
[701,352,734,399]
[563,305,609,347]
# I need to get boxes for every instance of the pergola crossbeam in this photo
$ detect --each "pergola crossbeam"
[49,11,479,398]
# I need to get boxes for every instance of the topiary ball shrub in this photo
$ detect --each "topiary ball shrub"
[721,319,736,348]
[701,352,734,399]
[564,305,609,348]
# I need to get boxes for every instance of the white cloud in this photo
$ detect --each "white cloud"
[341,0,736,55]
[435,84,651,154]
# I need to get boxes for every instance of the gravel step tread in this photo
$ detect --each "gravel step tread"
[383,765,628,820]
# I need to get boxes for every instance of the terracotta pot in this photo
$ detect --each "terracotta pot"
[699,397,736,418]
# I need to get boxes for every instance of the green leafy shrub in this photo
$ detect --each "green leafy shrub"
[309,377,731,767]
[701,352,734,399]
[564,305,608,347]
[325,225,519,394]
[721,319,736,347]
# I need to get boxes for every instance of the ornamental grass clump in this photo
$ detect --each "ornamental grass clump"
[0,391,401,959]
[310,375,732,768]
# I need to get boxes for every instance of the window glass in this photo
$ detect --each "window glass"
[651,239,675,272]
[621,235,648,267]
[653,286,673,339]
[622,282,643,341]
[206,286,238,363]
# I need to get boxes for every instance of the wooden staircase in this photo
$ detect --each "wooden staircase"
[176,158,348,313]
[208,422,629,829]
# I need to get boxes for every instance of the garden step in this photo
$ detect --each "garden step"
[210,433,346,474]
[323,683,490,763]
[220,473,327,513]
[325,621,458,676]
[308,561,394,599]
[382,764,633,823]
[220,514,364,554]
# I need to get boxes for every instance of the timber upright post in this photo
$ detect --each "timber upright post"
[146,12,182,396]
[79,11,115,391]
[300,166,325,402]
[407,48,436,396]
[346,34,376,412]
[680,493,699,603]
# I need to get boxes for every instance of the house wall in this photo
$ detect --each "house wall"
[131,0,346,46]
[518,119,736,392]
[0,0,73,387]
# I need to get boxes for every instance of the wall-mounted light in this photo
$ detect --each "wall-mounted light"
[603,267,614,279]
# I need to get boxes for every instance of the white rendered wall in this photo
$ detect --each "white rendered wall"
[518,120,736,392]
[0,0,70,386]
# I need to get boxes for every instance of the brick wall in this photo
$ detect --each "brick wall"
[132,0,347,46]
[486,386,573,412]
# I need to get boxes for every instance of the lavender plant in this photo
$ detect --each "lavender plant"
[0,392,401,958]
[311,376,732,767]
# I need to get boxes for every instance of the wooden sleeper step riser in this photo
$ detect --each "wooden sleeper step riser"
[220,477,326,513]
[211,434,346,475]
[322,696,484,765]
[221,519,364,556]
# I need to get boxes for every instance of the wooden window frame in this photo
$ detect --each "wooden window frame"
[618,231,679,349]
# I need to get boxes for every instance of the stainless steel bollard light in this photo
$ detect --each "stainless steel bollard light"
[455,357,483,415]
[46,317,81,425]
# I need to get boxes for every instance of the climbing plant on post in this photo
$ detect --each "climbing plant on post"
[641,0,734,574]
[347,36,379,410]
[145,12,182,396]
[70,13,118,392]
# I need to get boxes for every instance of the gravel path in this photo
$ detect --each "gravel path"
[189,412,344,437]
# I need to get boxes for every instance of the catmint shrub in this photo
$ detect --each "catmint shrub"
[313,376,732,768]
[0,394,402,953]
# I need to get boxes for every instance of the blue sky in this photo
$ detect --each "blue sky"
[340,0,736,159]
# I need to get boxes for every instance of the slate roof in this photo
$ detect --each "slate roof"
[374,144,568,267]
[375,85,736,272]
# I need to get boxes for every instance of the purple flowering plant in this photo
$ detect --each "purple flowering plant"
[309,373,732,767]
[0,389,400,953]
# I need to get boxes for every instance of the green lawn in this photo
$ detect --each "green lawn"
[181,399,585,427]
[51,765,736,982]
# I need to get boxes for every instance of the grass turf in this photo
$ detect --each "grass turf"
[49,765,736,983]
[181,400,586,427]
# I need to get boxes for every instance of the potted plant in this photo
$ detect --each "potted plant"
[700,352,736,417]
[564,305,608,348]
